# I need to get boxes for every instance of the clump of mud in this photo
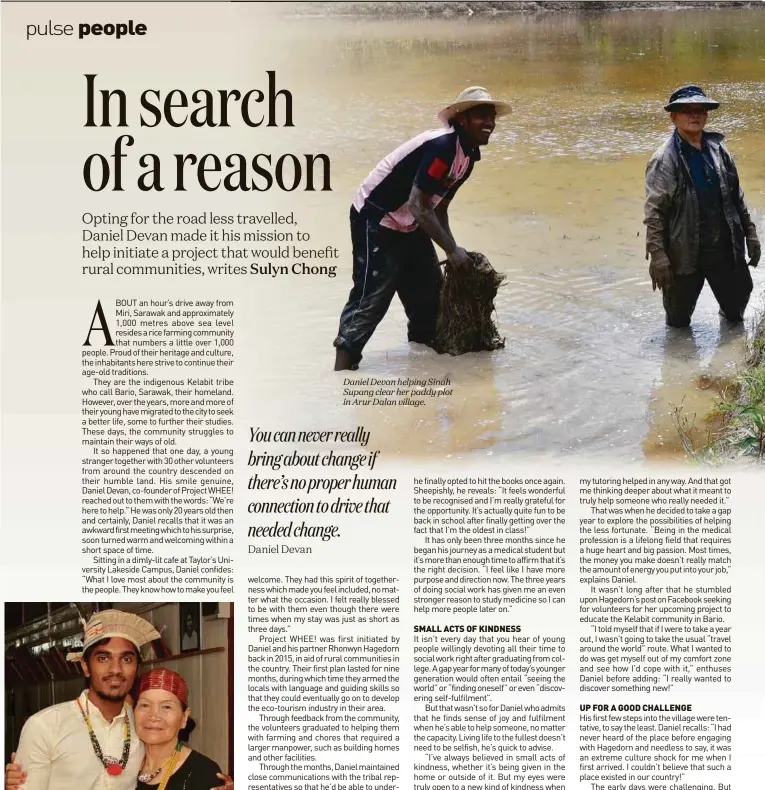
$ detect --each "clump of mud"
[695,373,739,398]
[433,251,506,356]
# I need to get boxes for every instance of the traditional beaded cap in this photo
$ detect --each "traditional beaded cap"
[137,668,189,706]
[66,610,161,661]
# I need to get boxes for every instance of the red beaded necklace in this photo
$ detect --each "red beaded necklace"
[76,696,131,776]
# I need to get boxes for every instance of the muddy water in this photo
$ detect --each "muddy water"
[254,8,765,460]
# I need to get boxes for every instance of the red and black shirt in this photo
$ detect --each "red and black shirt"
[352,126,480,233]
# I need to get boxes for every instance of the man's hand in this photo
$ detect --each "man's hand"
[649,250,672,292]
[746,231,761,267]
[5,753,25,789]
[447,247,472,270]
[212,772,233,790]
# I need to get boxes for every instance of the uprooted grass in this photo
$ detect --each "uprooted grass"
[433,251,506,356]
[675,311,765,462]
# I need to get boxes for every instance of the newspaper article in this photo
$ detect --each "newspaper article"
[2,3,764,790]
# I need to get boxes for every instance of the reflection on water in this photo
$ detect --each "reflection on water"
[249,7,765,460]
[291,8,765,167]
[642,321,747,460]
[354,352,505,458]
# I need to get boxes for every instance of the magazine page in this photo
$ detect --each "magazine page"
[2,3,763,790]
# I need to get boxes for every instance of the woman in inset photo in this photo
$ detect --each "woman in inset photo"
[134,669,222,790]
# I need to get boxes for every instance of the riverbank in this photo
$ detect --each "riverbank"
[292,1,760,18]
[698,313,765,462]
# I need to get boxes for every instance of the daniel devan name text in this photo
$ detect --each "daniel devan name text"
[250,545,313,555]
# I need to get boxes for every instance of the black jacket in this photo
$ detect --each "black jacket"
[644,131,755,274]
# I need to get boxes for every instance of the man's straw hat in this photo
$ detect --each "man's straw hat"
[438,86,512,124]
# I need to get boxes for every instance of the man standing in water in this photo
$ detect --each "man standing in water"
[332,87,511,370]
[644,84,760,327]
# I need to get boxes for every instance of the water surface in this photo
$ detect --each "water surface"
[249,7,765,461]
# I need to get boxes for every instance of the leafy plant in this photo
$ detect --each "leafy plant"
[673,310,765,463]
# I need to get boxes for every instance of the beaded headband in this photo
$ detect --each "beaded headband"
[137,668,189,706]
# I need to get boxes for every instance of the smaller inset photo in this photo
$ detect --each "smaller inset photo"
[180,603,202,653]
[4,602,233,790]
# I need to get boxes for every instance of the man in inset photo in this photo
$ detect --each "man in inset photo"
[10,610,154,790]
[332,86,511,370]
[644,84,761,328]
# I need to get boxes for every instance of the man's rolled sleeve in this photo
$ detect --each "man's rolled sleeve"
[414,140,455,196]
[644,157,674,258]
[15,715,53,790]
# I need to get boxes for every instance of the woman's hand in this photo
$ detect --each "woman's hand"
[746,232,761,267]
[5,753,26,789]
[212,772,233,790]
[649,250,672,291]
